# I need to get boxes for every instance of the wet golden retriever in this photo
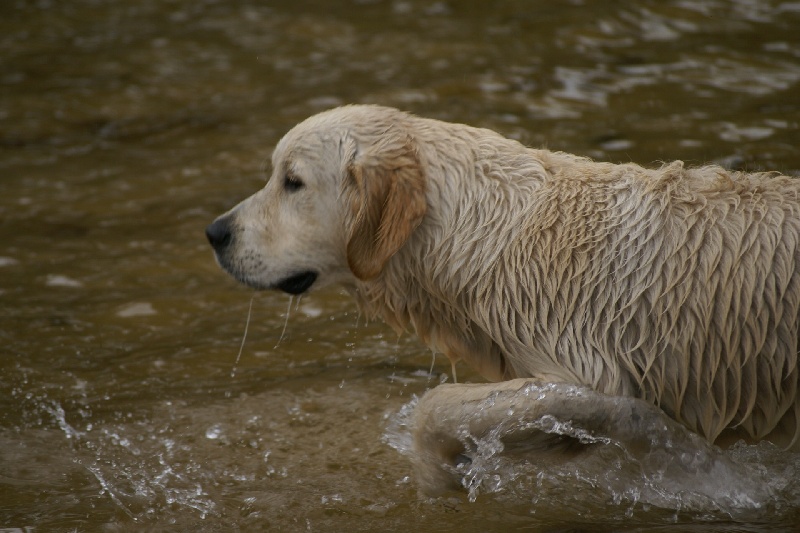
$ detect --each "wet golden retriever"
[207,105,800,493]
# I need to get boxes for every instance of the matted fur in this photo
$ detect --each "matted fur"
[209,105,800,451]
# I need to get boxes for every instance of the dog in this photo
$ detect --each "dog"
[207,105,800,493]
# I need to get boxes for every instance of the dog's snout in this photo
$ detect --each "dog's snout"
[205,216,233,251]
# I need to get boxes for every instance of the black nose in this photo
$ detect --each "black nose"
[205,217,233,251]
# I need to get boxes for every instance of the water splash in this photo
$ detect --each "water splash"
[84,462,137,520]
[382,394,419,458]
[43,401,85,440]
[383,383,800,522]
[40,396,219,522]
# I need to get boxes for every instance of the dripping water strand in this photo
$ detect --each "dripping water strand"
[429,351,459,382]
[231,294,255,378]
[274,295,294,349]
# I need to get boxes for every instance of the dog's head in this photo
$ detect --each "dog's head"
[206,105,427,294]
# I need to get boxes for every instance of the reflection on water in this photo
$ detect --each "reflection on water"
[1,0,799,530]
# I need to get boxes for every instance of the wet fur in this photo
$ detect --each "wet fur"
[212,105,800,467]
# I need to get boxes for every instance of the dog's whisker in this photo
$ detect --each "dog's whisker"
[274,295,294,349]
[429,350,437,378]
[451,359,458,384]
[231,294,256,378]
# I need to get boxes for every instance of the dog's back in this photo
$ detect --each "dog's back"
[366,110,800,449]
[485,154,800,448]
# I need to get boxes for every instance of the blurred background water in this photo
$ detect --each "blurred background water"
[1,0,799,531]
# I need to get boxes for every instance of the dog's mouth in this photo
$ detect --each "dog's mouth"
[275,271,318,295]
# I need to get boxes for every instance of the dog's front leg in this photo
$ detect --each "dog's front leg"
[409,379,705,496]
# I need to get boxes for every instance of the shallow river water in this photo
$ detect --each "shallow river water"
[2,0,800,531]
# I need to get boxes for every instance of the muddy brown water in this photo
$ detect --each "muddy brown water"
[2,0,800,531]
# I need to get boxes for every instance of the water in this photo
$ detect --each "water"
[2,0,800,530]
[385,384,800,527]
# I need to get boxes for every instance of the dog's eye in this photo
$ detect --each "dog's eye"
[283,174,304,192]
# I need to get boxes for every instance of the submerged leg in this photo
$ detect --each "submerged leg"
[411,379,709,496]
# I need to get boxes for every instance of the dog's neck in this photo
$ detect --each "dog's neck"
[348,132,578,384]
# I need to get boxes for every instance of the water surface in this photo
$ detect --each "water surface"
[2,0,800,530]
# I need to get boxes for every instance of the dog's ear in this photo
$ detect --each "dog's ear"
[345,133,427,280]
